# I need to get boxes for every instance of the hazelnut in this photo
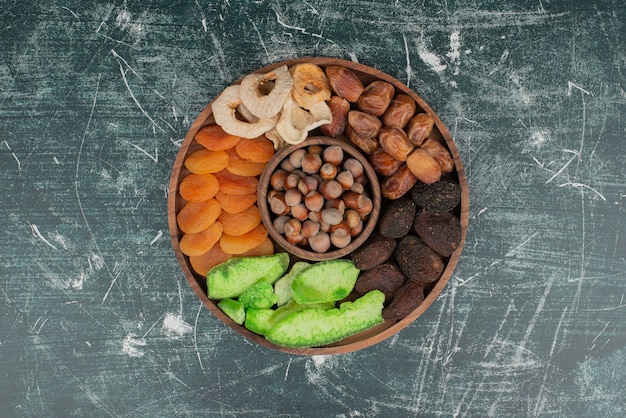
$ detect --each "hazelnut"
[319,180,343,200]
[268,192,289,215]
[304,191,324,212]
[284,218,302,236]
[272,215,291,234]
[308,231,331,253]
[288,148,307,169]
[301,220,320,238]
[322,145,344,165]
[320,162,337,180]
[284,188,303,207]
[270,169,287,191]
[321,208,343,226]
[297,176,319,195]
[290,203,310,221]
[343,158,364,179]
[336,170,354,190]
[301,153,322,174]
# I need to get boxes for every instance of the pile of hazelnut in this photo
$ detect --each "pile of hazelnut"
[267,144,373,253]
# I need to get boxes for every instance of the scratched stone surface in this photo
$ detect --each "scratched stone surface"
[1,1,624,416]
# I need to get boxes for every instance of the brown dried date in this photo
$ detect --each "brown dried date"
[325,65,364,103]
[406,113,434,147]
[379,127,414,162]
[381,164,418,200]
[395,235,444,283]
[383,280,425,321]
[420,138,455,173]
[355,262,406,302]
[378,195,416,238]
[369,148,402,177]
[411,180,461,213]
[351,234,397,271]
[413,209,462,257]
[346,110,382,154]
[357,81,395,117]
[320,96,350,137]
[382,94,416,129]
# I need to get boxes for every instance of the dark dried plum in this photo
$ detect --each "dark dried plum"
[413,209,462,257]
[382,280,425,321]
[354,263,406,301]
[351,234,396,270]
[395,235,444,283]
[378,195,416,238]
[411,180,461,213]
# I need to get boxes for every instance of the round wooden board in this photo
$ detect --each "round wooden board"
[167,57,469,355]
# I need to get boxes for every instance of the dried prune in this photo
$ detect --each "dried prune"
[351,234,397,270]
[411,180,461,213]
[355,262,406,302]
[382,280,425,321]
[395,235,444,283]
[378,196,416,238]
[413,210,462,257]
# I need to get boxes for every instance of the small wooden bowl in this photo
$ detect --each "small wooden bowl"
[257,136,381,262]
[168,57,469,355]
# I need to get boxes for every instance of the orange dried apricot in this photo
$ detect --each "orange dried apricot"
[176,198,221,234]
[215,191,257,214]
[219,224,268,255]
[188,243,232,276]
[241,237,274,257]
[218,205,261,236]
[184,149,229,174]
[214,170,259,195]
[234,135,275,163]
[195,125,241,151]
[179,173,220,202]
[225,148,266,177]
[179,222,223,256]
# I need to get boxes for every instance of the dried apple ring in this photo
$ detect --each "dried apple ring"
[212,85,277,138]
[289,63,331,110]
[239,65,294,119]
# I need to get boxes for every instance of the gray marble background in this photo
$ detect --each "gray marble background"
[1,1,624,416]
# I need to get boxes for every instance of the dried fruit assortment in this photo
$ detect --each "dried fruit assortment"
[173,60,466,349]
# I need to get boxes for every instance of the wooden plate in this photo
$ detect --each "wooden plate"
[167,57,469,355]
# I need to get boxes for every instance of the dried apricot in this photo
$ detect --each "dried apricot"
[195,124,241,151]
[235,135,275,163]
[215,191,257,214]
[218,205,261,236]
[179,222,223,256]
[225,148,266,176]
[240,237,274,256]
[219,224,268,255]
[178,173,219,202]
[184,149,229,174]
[188,243,232,276]
[176,198,221,234]
[214,170,259,195]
